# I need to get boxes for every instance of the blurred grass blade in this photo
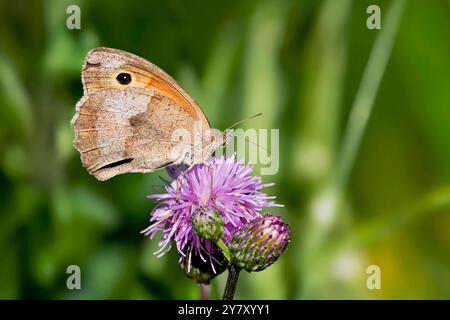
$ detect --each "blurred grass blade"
[324,185,450,261]
[294,0,351,184]
[240,0,292,298]
[297,0,406,298]
[295,0,352,298]
[200,23,240,125]
[241,0,289,130]
[0,56,33,140]
[335,0,406,188]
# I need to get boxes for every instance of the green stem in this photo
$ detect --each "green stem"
[222,265,241,300]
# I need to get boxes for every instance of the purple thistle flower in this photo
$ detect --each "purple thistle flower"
[141,154,281,274]
[229,214,290,272]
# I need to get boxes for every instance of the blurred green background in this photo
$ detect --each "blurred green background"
[0,0,449,299]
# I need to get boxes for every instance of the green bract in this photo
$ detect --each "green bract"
[229,214,290,272]
[191,208,224,242]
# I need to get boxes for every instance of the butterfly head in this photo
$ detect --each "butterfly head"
[197,128,231,161]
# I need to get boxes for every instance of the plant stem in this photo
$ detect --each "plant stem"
[199,284,210,300]
[222,265,241,300]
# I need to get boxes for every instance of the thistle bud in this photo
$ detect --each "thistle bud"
[181,250,228,284]
[229,214,290,272]
[191,208,224,242]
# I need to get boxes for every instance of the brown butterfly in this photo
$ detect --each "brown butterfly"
[71,47,230,181]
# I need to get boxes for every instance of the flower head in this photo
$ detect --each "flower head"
[229,214,290,272]
[142,154,280,274]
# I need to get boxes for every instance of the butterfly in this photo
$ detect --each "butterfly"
[71,47,230,181]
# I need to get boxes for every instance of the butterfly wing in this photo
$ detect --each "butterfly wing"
[71,47,210,181]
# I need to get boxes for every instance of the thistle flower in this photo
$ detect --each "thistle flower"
[229,214,290,272]
[141,154,280,274]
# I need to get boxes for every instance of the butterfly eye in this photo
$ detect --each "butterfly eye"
[116,72,132,85]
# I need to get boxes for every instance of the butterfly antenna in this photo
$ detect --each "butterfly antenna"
[244,136,272,157]
[225,113,263,131]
